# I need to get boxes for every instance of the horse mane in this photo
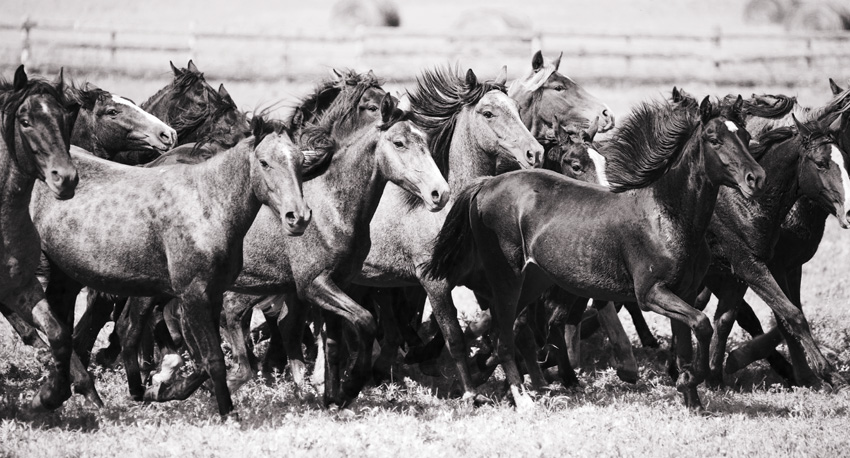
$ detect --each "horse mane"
[749,127,796,160]
[66,83,111,110]
[0,74,77,173]
[604,99,710,192]
[407,65,506,178]
[286,69,383,131]
[142,67,207,108]
[169,87,242,149]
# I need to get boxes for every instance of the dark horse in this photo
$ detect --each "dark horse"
[30,117,312,416]
[0,66,98,411]
[141,60,249,152]
[698,80,850,386]
[425,97,764,409]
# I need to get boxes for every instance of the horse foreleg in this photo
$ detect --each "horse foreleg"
[222,292,260,393]
[73,290,119,367]
[175,286,233,416]
[639,284,712,410]
[304,273,376,407]
[278,293,309,391]
[726,300,794,382]
[116,295,157,401]
[701,278,747,388]
[2,277,73,410]
[595,300,638,384]
[623,301,659,348]
[1,308,47,348]
[514,305,547,389]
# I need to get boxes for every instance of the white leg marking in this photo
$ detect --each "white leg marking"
[152,353,185,384]
[587,147,610,189]
[831,145,850,215]
[724,121,738,133]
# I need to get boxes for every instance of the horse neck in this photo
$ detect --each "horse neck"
[71,109,104,158]
[0,133,37,236]
[510,89,535,130]
[752,140,804,227]
[312,129,385,235]
[447,113,497,194]
[647,134,718,243]
[140,85,173,122]
[191,145,261,237]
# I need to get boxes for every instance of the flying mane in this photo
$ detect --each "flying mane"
[286,69,383,132]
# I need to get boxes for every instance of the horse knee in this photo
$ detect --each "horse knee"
[693,315,713,342]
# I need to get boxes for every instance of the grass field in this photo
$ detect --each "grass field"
[3,0,850,456]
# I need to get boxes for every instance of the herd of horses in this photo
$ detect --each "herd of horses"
[1,50,849,419]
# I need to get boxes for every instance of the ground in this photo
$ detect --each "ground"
[3,0,850,456]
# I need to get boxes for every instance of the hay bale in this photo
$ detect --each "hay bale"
[330,0,401,30]
[743,0,800,25]
[785,1,850,31]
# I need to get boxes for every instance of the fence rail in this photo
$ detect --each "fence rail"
[2,17,850,84]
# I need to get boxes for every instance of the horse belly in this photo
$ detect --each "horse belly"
[231,207,294,293]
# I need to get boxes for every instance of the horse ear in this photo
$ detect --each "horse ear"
[699,96,713,124]
[170,61,181,76]
[465,68,478,88]
[585,117,599,142]
[792,113,812,138]
[552,52,563,71]
[13,65,27,91]
[672,87,681,102]
[367,69,377,81]
[829,78,844,96]
[396,91,411,111]
[531,50,544,72]
[733,94,744,115]
[53,67,65,91]
[828,113,842,133]
[494,66,507,86]
[380,93,395,124]
[218,84,234,103]
[329,68,344,82]
[187,60,200,74]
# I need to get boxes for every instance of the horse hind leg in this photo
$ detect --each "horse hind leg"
[278,293,310,393]
[624,301,659,348]
[1,308,48,349]
[514,304,547,390]
[74,289,120,368]
[222,292,262,394]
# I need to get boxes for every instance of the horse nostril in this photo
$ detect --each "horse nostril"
[431,190,441,202]
[160,131,174,145]
[526,150,535,163]
[602,109,609,117]
[285,211,297,227]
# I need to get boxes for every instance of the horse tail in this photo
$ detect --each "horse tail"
[422,177,490,285]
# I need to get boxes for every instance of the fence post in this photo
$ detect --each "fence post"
[712,26,722,49]
[20,16,33,66]
[531,32,542,53]
[110,30,117,62]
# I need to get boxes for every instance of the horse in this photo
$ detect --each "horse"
[141,60,248,151]
[30,116,312,416]
[342,65,543,402]
[1,81,177,351]
[425,96,764,410]
[120,91,449,408]
[693,112,850,389]
[0,65,99,411]
[698,79,850,386]
[220,69,389,392]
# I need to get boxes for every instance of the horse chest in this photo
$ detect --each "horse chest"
[0,221,40,289]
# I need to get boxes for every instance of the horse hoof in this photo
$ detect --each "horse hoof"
[616,368,639,384]
[143,380,167,402]
[675,371,693,393]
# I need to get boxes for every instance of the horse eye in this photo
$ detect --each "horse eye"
[393,141,404,148]
[107,109,119,116]
[19,119,30,127]
[482,111,494,119]
[260,159,270,168]
[571,163,582,173]
[554,86,565,92]
[368,106,378,112]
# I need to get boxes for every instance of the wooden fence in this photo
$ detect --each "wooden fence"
[2,17,850,84]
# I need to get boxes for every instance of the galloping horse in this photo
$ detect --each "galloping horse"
[701,80,850,386]
[426,97,764,409]
[0,66,98,411]
[351,65,543,401]
[30,116,312,416]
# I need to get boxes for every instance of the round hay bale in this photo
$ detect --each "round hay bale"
[330,0,401,30]
[743,0,799,25]
[785,1,850,31]
[452,9,533,35]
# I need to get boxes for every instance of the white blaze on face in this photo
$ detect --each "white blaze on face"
[587,147,610,189]
[724,121,738,133]
[111,94,172,133]
[831,145,850,216]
